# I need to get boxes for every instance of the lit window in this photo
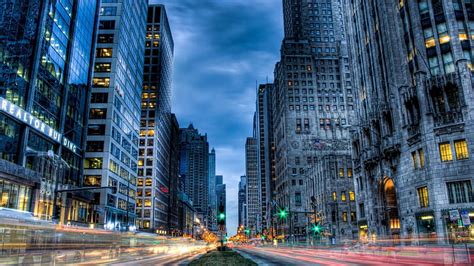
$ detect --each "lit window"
[347,168,352,177]
[425,38,435,48]
[144,199,152,207]
[145,178,152,186]
[339,168,344,177]
[341,191,346,201]
[332,191,337,201]
[459,33,468,41]
[349,191,355,201]
[418,149,425,168]
[439,35,450,44]
[417,186,429,207]
[439,142,453,162]
[84,157,103,169]
[342,212,348,222]
[454,139,469,160]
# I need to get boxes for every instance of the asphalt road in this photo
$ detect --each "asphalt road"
[234,245,472,265]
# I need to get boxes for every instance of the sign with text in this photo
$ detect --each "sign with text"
[460,210,471,226]
[449,209,460,221]
[0,97,77,153]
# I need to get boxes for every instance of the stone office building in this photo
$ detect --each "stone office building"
[272,0,355,239]
[0,0,100,224]
[344,0,474,243]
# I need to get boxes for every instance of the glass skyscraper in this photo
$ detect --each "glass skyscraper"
[84,0,147,229]
[136,4,174,233]
[0,0,99,223]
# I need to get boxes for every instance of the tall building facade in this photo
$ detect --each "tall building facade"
[85,0,147,229]
[179,124,209,226]
[168,114,180,234]
[255,83,276,230]
[238,175,247,227]
[208,148,217,231]
[245,137,260,234]
[216,181,226,229]
[136,4,174,233]
[0,0,99,223]
[344,0,474,243]
[272,0,356,239]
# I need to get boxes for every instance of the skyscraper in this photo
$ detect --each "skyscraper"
[179,124,209,226]
[0,0,100,223]
[168,114,180,234]
[272,0,356,240]
[85,0,147,229]
[208,148,217,231]
[136,4,174,233]
[216,181,226,230]
[255,83,275,230]
[238,175,247,227]
[344,0,474,243]
[245,137,260,234]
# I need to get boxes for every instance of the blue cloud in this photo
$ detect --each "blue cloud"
[150,0,283,235]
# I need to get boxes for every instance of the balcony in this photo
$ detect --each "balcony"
[432,110,465,135]
[381,135,401,156]
[432,110,464,127]
[407,124,421,146]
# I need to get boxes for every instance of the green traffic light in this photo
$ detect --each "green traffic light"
[312,224,321,234]
[245,229,250,235]
[278,208,288,219]
[218,213,225,221]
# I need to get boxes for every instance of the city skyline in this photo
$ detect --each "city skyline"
[154,0,283,235]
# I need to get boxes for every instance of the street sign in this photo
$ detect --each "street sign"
[449,210,460,221]
[460,210,471,226]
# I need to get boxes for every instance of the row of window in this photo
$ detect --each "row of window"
[439,139,469,162]
[332,191,355,202]
[417,180,473,207]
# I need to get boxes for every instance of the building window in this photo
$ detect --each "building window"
[349,191,355,201]
[91,93,108,103]
[447,180,474,204]
[84,175,101,186]
[412,151,418,168]
[97,34,114,43]
[93,77,110,87]
[418,149,425,168]
[347,168,352,177]
[96,48,113,58]
[84,157,103,169]
[417,186,429,207]
[338,168,344,177]
[94,62,112,72]
[439,142,453,162]
[332,191,337,201]
[341,191,347,201]
[100,6,117,16]
[99,20,115,30]
[454,139,469,160]
[89,108,107,119]
[342,212,348,222]
[351,212,356,222]
[86,141,104,152]
[295,192,302,206]
[359,203,365,218]
[87,124,105,135]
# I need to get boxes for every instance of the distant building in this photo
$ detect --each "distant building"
[208,148,217,231]
[179,124,209,226]
[245,137,260,234]
[136,4,174,233]
[272,0,356,241]
[85,0,148,228]
[238,176,248,227]
[168,114,180,234]
[216,180,226,230]
[256,83,276,230]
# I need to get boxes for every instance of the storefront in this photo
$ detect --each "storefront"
[443,208,474,244]
[0,179,32,211]
[358,221,368,242]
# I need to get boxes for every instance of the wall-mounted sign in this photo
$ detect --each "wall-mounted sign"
[460,210,471,226]
[449,209,460,221]
[0,97,77,153]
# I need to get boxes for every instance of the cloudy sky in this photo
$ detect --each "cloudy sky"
[150,0,283,235]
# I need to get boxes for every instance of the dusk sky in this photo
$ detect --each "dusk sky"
[150,0,283,235]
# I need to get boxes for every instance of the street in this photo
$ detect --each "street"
[235,245,474,265]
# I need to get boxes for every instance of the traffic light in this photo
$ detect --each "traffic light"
[218,204,225,225]
[278,208,288,220]
[245,228,250,236]
[312,223,321,235]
